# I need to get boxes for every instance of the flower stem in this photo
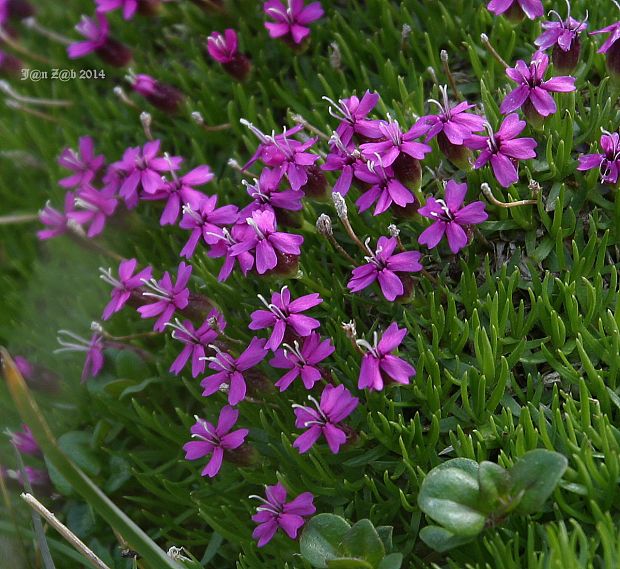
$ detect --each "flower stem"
[481,183,537,208]
[0,213,39,225]
[440,50,462,101]
[480,34,509,69]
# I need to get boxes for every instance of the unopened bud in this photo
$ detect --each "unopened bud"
[191,111,204,125]
[316,214,333,236]
[332,192,348,219]
[387,224,400,238]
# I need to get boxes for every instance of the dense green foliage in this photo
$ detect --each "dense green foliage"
[1,0,620,568]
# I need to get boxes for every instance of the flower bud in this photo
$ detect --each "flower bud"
[392,154,422,191]
[137,0,161,16]
[96,38,132,67]
[552,38,581,74]
[436,132,473,170]
[300,164,328,200]
[129,73,184,113]
[0,50,22,76]
[13,355,61,394]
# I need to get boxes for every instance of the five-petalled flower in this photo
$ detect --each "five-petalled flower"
[356,323,415,391]
[251,482,315,547]
[249,286,322,351]
[348,236,423,301]
[269,333,334,390]
[263,0,324,45]
[183,406,249,478]
[292,384,358,453]
[418,181,488,254]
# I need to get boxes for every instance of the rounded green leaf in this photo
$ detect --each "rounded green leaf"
[377,553,403,569]
[478,461,511,509]
[418,458,486,537]
[300,514,352,569]
[327,559,373,569]
[510,449,568,514]
[340,520,385,567]
[419,525,476,553]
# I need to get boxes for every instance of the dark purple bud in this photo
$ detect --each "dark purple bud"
[301,164,328,200]
[392,201,419,220]
[523,99,545,128]
[505,3,525,23]
[437,132,473,170]
[392,154,423,191]
[137,0,161,16]
[225,443,258,467]
[394,274,415,304]
[180,292,215,322]
[222,54,252,81]
[95,38,132,67]
[0,51,23,76]
[274,207,303,228]
[129,73,184,113]
[264,252,300,278]
[7,0,35,20]
[552,38,581,74]
[13,355,61,394]
[607,40,620,82]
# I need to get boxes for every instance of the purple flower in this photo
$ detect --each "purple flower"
[347,236,423,301]
[535,5,588,52]
[167,311,225,378]
[590,20,620,54]
[183,406,249,478]
[68,12,109,59]
[95,0,138,20]
[127,73,185,114]
[269,333,334,390]
[418,181,488,254]
[465,114,537,188]
[37,193,75,241]
[251,483,315,547]
[486,0,543,20]
[2,466,50,488]
[143,165,213,226]
[58,136,105,189]
[207,224,255,281]
[249,286,322,351]
[10,425,40,456]
[206,29,238,63]
[292,384,358,453]
[321,133,363,196]
[577,131,620,185]
[114,140,182,207]
[240,167,304,216]
[263,0,324,45]
[240,120,305,171]
[268,133,319,192]
[354,161,415,215]
[419,85,486,145]
[360,116,431,167]
[99,258,153,320]
[179,195,240,258]
[356,323,415,391]
[201,337,267,405]
[67,185,118,237]
[12,356,60,394]
[324,90,381,142]
[500,51,576,117]
[231,209,304,275]
[137,262,192,332]
[55,329,105,381]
